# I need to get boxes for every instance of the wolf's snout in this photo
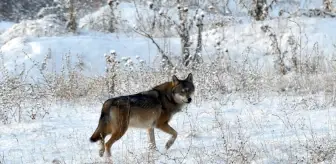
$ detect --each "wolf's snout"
[187,98,192,103]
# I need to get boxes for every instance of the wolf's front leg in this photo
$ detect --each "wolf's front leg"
[157,123,177,150]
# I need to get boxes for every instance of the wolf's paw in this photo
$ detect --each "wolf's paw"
[99,149,104,157]
[106,151,112,157]
[165,140,174,150]
[148,143,157,150]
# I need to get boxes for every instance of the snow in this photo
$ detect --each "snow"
[79,5,121,33]
[0,21,15,34]
[1,94,336,163]
[0,33,180,76]
[200,17,336,73]
[0,15,70,45]
[2,17,334,77]
[1,0,336,163]
[79,2,161,33]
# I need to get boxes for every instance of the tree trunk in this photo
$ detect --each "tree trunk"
[251,0,268,21]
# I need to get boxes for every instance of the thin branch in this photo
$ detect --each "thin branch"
[132,28,174,68]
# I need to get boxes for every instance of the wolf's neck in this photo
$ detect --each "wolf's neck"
[152,82,184,114]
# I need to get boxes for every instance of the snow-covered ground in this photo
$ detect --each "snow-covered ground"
[201,17,336,73]
[0,21,15,34]
[0,33,180,76]
[1,1,336,163]
[1,93,336,163]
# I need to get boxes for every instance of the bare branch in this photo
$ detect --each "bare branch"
[132,28,174,68]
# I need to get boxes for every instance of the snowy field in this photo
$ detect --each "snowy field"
[1,1,336,164]
[1,94,336,163]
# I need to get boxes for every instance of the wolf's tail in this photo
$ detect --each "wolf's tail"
[90,105,111,142]
[90,100,114,142]
[90,113,105,142]
[89,122,102,142]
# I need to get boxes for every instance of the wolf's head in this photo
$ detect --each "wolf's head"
[171,73,195,104]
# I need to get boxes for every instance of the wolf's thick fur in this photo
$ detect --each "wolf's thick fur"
[90,73,195,157]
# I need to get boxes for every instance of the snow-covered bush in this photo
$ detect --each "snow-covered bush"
[0,0,57,22]
[36,5,67,20]
[0,16,69,44]
[79,5,121,33]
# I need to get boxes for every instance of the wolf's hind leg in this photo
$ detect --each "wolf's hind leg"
[105,127,127,157]
[147,128,157,150]
[157,123,177,150]
[105,108,129,157]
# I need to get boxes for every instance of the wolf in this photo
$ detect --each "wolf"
[89,73,195,157]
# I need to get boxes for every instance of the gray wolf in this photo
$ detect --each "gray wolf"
[89,73,195,157]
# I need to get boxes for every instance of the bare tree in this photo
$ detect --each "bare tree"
[249,0,277,21]
[133,27,175,68]
[169,0,204,67]
[107,0,120,33]
[66,0,77,33]
[133,0,204,68]
[194,10,204,65]
[176,0,192,66]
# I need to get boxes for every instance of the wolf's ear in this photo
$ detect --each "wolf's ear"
[186,73,193,82]
[172,75,179,86]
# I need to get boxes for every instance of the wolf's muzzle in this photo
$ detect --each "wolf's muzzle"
[187,98,192,103]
